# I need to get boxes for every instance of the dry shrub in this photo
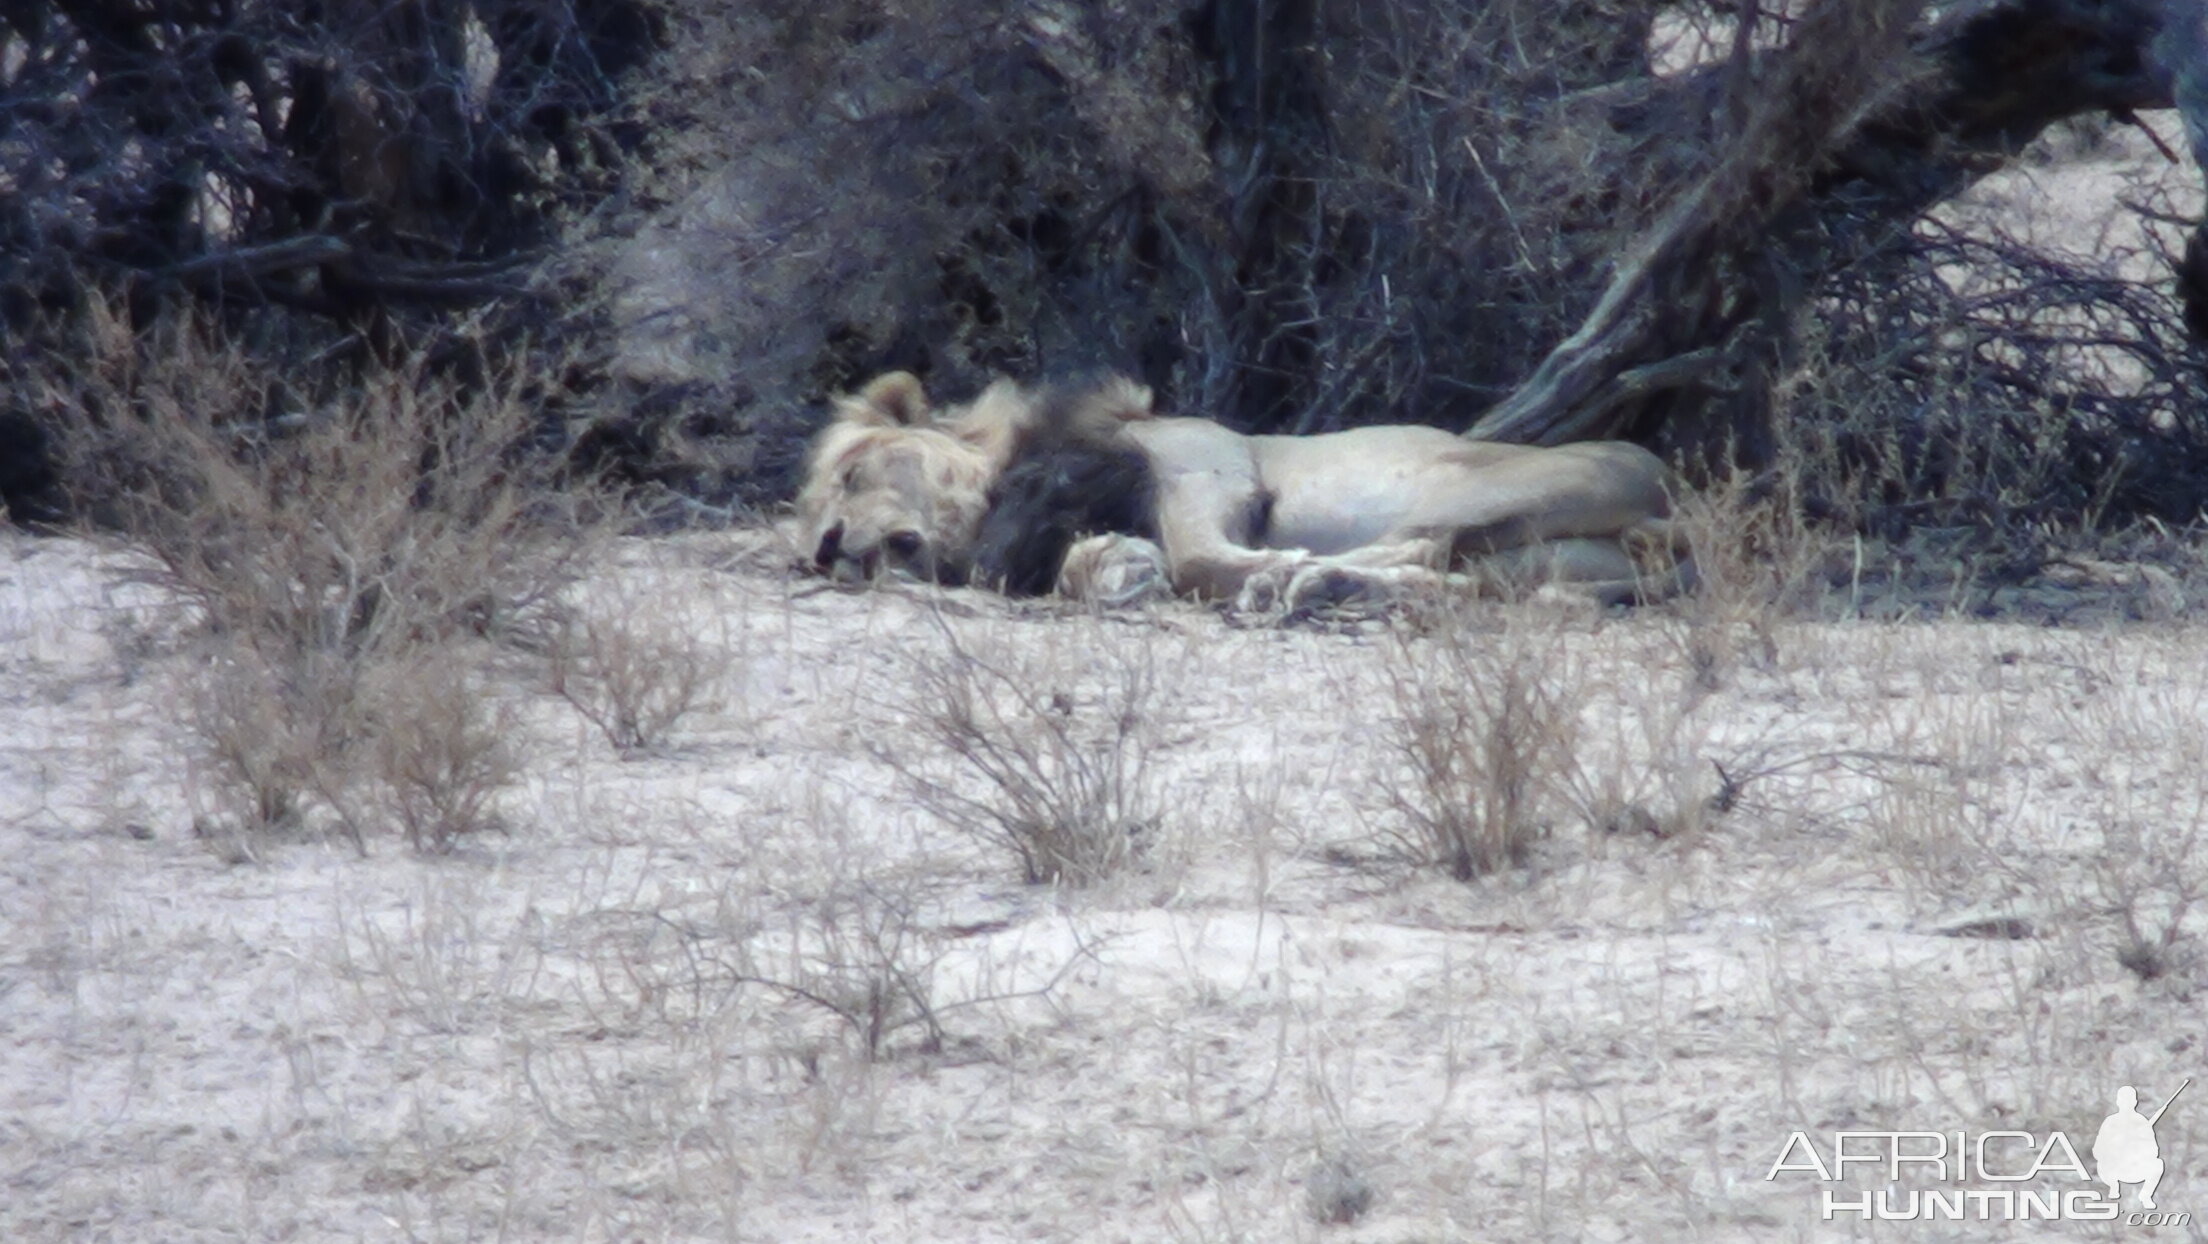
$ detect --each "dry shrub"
[76,323,562,659]
[62,304,574,850]
[186,642,520,855]
[1761,180,2208,583]
[359,651,521,853]
[749,881,954,1061]
[729,877,1096,1063]
[887,621,1162,887]
[186,649,337,840]
[585,812,1093,1066]
[1378,618,1588,881]
[1663,463,1843,691]
[2056,643,2208,984]
[2095,819,2208,985]
[550,573,728,754]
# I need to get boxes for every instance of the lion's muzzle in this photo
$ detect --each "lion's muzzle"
[812,522,845,569]
[812,522,949,585]
[812,522,875,583]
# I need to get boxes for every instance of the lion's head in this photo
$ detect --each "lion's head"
[796,372,1033,584]
[796,370,1155,587]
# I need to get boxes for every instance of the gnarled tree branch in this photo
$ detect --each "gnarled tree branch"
[1471,0,2180,446]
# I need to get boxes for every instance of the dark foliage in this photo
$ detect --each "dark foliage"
[626,0,2208,541]
[0,412,65,526]
[0,0,656,319]
[1796,206,2208,536]
[602,0,1702,489]
[13,0,2208,544]
[2,0,659,523]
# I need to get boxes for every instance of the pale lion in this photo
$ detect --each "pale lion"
[795,371,1691,612]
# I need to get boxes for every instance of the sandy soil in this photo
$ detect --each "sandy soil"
[4,525,2205,1243]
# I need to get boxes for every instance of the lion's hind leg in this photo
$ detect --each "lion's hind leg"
[1471,534,1691,606]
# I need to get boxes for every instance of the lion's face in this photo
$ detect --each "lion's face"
[800,428,992,583]
[796,373,1028,585]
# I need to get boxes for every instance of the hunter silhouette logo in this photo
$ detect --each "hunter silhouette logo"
[1766,1078,2193,1225]
[2096,1079,2187,1210]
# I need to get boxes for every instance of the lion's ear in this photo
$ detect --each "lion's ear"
[836,371,931,427]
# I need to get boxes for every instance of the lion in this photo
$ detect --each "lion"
[795,370,1692,613]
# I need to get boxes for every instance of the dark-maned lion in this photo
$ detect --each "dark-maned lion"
[795,371,1691,612]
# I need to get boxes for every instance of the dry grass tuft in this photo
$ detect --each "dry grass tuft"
[550,574,729,754]
[359,651,521,853]
[1378,617,1589,881]
[740,879,958,1061]
[1375,609,1725,880]
[887,619,1163,888]
[1663,463,1841,691]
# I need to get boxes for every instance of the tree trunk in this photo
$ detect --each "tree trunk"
[2157,0,2208,338]
[1187,0,1326,433]
[1469,0,2182,447]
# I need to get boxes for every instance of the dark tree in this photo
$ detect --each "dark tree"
[0,0,657,520]
[14,0,2208,533]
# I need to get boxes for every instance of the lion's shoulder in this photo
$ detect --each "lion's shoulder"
[969,374,1162,596]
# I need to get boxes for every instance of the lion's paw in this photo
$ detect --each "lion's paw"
[1059,534,1170,608]
[1283,565,1391,620]
[1233,561,1303,616]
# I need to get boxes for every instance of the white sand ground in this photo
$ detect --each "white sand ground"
[3,527,2205,1243]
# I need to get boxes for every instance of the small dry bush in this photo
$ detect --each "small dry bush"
[2095,819,2208,985]
[586,803,1091,1066]
[733,879,1095,1063]
[59,305,575,850]
[886,620,1162,887]
[1664,461,1842,691]
[2058,644,2208,984]
[1378,617,1589,881]
[1378,609,1722,881]
[550,572,728,754]
[736,880,957,1062]
[185,648,334,839]
[358,651,521,853]
[187,638,524,855]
